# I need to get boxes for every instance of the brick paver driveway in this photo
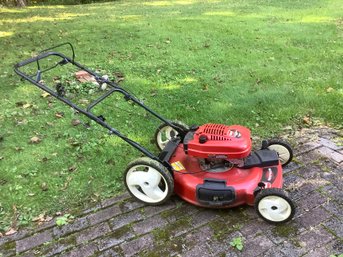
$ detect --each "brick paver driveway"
[1,126,342,257]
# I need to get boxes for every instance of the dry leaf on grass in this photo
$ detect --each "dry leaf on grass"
[30,136,41,144]
[41,92,51,98]
[326,87,334,93]
[79,99,90,105]
[32,213,53,224]
[41,182,48,191]
[22,103,32,109]
[32,213,45,222]
[71,119,81,126]
[303,116,312,125]
[68,165,77,172]
[55,112,64,118]
[5,228,17,236]
[75,70,96,83]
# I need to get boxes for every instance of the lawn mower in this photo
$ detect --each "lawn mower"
[15,43,296,224]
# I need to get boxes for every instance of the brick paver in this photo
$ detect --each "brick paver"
[0,126,342,256]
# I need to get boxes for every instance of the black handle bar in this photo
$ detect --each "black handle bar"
[14,42,75,71]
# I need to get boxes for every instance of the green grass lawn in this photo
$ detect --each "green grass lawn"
[0,0,342,232]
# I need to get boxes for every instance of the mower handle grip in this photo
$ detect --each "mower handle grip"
[38,42,75,61]
[14,42,75,70]
[15,52,59,68]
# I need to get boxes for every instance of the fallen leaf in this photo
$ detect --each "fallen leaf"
[16,119,28,126]
[326,87,334,93]
[22,103,32,109]
[68,165,77,172]
[79,99,90,105]
[0,156,4,161]
[55,112,64,118]
[75,70,96,83]
[63,180,70,190]
[28,193,35,196]
[116,77,124,83]
[32,213,45,222]
[32,213,53,224]
[55,211,62,216]
[283,126,292,131]
[15,146,24,151]
[41,182,48,191]
[303,116,311,125]
[44,216,53,222]
[114,71,124,77]
[70,141,81,147]
[30,136,41,144]
[45,216,53,222]
[114,71,125,83]
[5,228,17,236]
[71,119,81,126]
[41,92,50,98]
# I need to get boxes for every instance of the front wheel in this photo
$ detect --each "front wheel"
[124,157,174,205]
[255,188,295,224]
[267,140,293,167]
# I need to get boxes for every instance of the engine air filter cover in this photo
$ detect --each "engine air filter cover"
[184,124,252,159]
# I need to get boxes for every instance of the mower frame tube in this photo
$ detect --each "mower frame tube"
[14,43,183,171]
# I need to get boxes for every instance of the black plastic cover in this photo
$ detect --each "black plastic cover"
[196,179,235,206]
[158,137,181,162]
[183,131,195,154]
[242,149,279,169]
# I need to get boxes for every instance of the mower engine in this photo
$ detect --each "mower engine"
[184,124,252,171]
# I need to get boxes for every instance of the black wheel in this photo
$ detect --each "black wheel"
[124,157,174,205]
[267,140,293,167]
[154,121,189,151]
[255,188,295,224]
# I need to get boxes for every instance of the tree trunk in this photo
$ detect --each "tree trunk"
[15,0,27,7]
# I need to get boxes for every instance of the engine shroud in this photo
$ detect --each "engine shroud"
[184,124,252,159]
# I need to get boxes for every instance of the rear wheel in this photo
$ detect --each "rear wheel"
[255,188,295,224]
[124,157,174,205]
[154,121,189,151]
[267,140,293,167]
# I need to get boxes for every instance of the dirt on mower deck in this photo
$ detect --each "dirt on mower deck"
[1,126,342,257]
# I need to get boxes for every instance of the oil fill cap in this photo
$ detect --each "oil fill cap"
[199,135,208,144]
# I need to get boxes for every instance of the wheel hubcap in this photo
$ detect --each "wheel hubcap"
[268,144,290,165]
[258,196,292,222]
[157,126,178,150]
[126,165,168,203]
